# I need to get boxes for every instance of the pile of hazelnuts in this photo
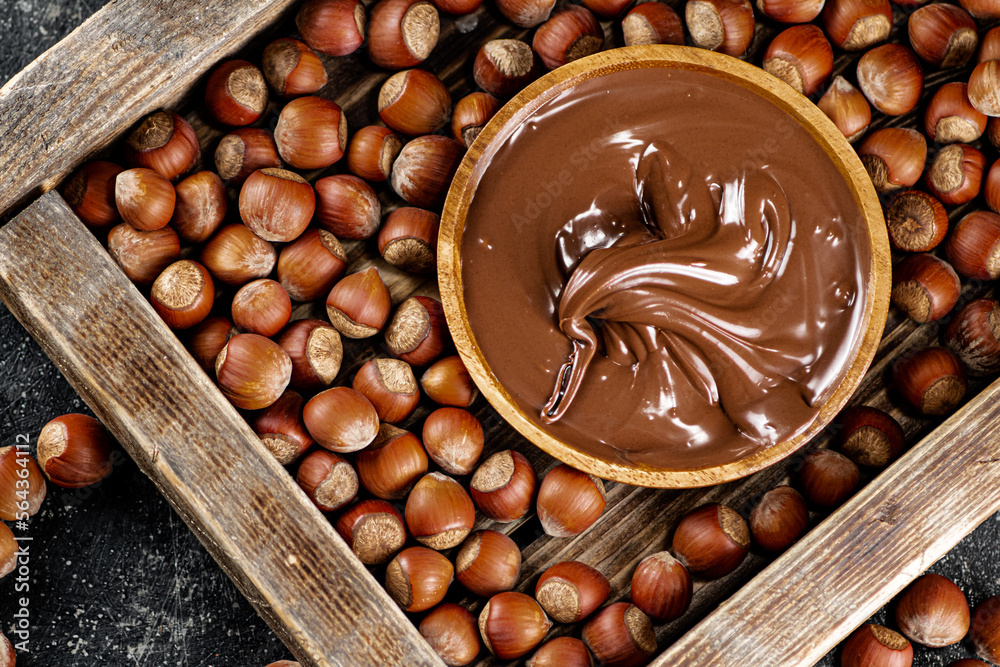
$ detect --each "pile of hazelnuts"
[40,0,1000,664]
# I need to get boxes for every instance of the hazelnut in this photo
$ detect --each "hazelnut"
[925,143,986,206]
[817,76,872,143]
[391,135,465,210]
[419,603,481,667]
[890,253,960,324]
[478,592,552,659]
[971,595,1000,664]
[987,159,1000,215]
[171,171,227,243]
[0,522,16,580]
[250,390,314,465]
[535,560,610,623]
[150,260,215,331]
[0,447,46,521]
[262,37,328,97]
[473,39,540,98]
[347,125,403,182]
[908,3,978,69]
[622,3,684,47]
[959,0,1000,20]
[421,355,477,407]
[893,346,967,416]
[124,110,200,181]
[968,60,1000,117]
[823,0,892,51]
[325,267,392,339]
[274,96,348,170]
[385,295,449,366]
[214,128,282,185]
[303,386,380,453]
[239,168,316,242]
[385,546,454,612]
[755,0,824,23]
[115,167,175,231]
[185,315,235,375]
[295,449,358,511]
[436,0,483,14]
[979,27,1000,64]
[314,174,381,241]
[470,449,536,522]
[451,92,500,148]
[231,278,292,338]
[581,602,656,667]
[356,424,428,499]
[945,211,1000,280]
[856,44,924,116]
[885,190,948,253]
[836,405,905,468]
[841,624,913,667]
[353,358,420,423]
[199,224,277,286]
[277,229,348,303]
[367,0,439,69]
[763,25,834,96]
[797,449,860,509]
[532,6,604,71]
[378,69,451,136]
[536,463,606,537]
[857,128,927,193]
[106,223,181,286]
[216,333,292,410]
[61,160,124,229]
[945,298,1000,376]
[36,413,114,489]
[686,0,755,57]
[527,637,594,667]
[895,573,969,647]
[672,503,750,579]
[203,59,268,127]
[334,499,407,564]
[422,407,484,476]
[296,0,366,56]
[405,472,476,550]
[455,530,522,597]
[630,552,694,623]
[277,319,344,391]
[749,485,809,553]
[377,206,440,273]
[580,0,630,19]
[494,0,555,27]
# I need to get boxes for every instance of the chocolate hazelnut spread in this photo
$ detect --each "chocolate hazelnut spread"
[461,65,870,470]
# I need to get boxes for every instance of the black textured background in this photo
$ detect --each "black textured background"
[0,1,998,666]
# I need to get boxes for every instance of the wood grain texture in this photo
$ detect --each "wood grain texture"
[0,0,300,218]
[0,192,444,667]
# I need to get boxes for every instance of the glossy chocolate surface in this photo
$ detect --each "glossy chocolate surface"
[462,66,870,470]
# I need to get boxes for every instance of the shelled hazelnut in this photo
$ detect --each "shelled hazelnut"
[391,135,465,209]
[856,128,927,193]
[945,211,1000,280]
[200,223,277,286]
[386,295,448,366]
[62,161,124,229]
[115,167,176,231]
[622,3,684,47]
[532,6,604,71]
[295,449,358,511]
[315,174,381,241]
[685,0,755,57]
[262,38,328,97]
[214,128,282,185]
[334,499,407,564]
[971,596,1000,663]
[0,447,46,521]
[749,485,809,552]
[756,0,824,23]
[581,603,657,667]
[478,592,552,659]
[422,407,484,475]
[186,315,235,375]
[231,279,292,337]
[106,223,181,286]
[377,206,440,273]
[536,463,606,537]
[797,449,860,509]
[302,386,379,452]
[841,625,913,667]
[945,299,1000,376]
[216,333,292,410]
[419,603,481,667]
[925,143,986,206]
[763,25,833,96]
[378,69,451,136]
[171,171,227,243]
[251,391,314,465]
[278,319,344,391]
[672,503,750,578]
[925,83,987,145]
[908,3,978,69]
[277,229,347,303]
[857,45,924,117]
[239,168,316,243]
[817,76,872,143]
[890,253,960,324]
[470,449,536,521]
[535,560,610,623]
[895,573,969,647]
[150,259,215,331]
[367,0,440,69]
[885,191,948,253]
[494,0,555,27]
[451,92,500,148]
[356,424,428,499]
[455,530,522,597]
[124,110,199,181]
[325,267,392,339]
[893,346,967,416]
[836,406,905,468]
[203,60,268,127]
[968,61,1000,117]
[405,472,476,550]
[473,40,540,98]
[347,126,403,182]
[274,96,348,170]
[527,637,593,667]
[421,355,477,407]
[385,546,454,612]
[823,0,892,51]
[296,0,366,56]
[36,413,114,489]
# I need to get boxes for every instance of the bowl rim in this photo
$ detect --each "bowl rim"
[438,44,891,488]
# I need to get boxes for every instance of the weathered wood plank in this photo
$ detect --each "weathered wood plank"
[0,0,300,218]
[0,192,444,667]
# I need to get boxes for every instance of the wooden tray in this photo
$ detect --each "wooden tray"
[1,1,999,666]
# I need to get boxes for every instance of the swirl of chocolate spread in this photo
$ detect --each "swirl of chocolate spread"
[461,66,869,469]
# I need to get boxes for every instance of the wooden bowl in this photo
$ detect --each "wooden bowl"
[439,45,890,488]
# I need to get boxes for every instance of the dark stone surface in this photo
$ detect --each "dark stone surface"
[0,2,997,666]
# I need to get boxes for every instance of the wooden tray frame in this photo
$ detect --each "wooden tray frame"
[1,2,999,666]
